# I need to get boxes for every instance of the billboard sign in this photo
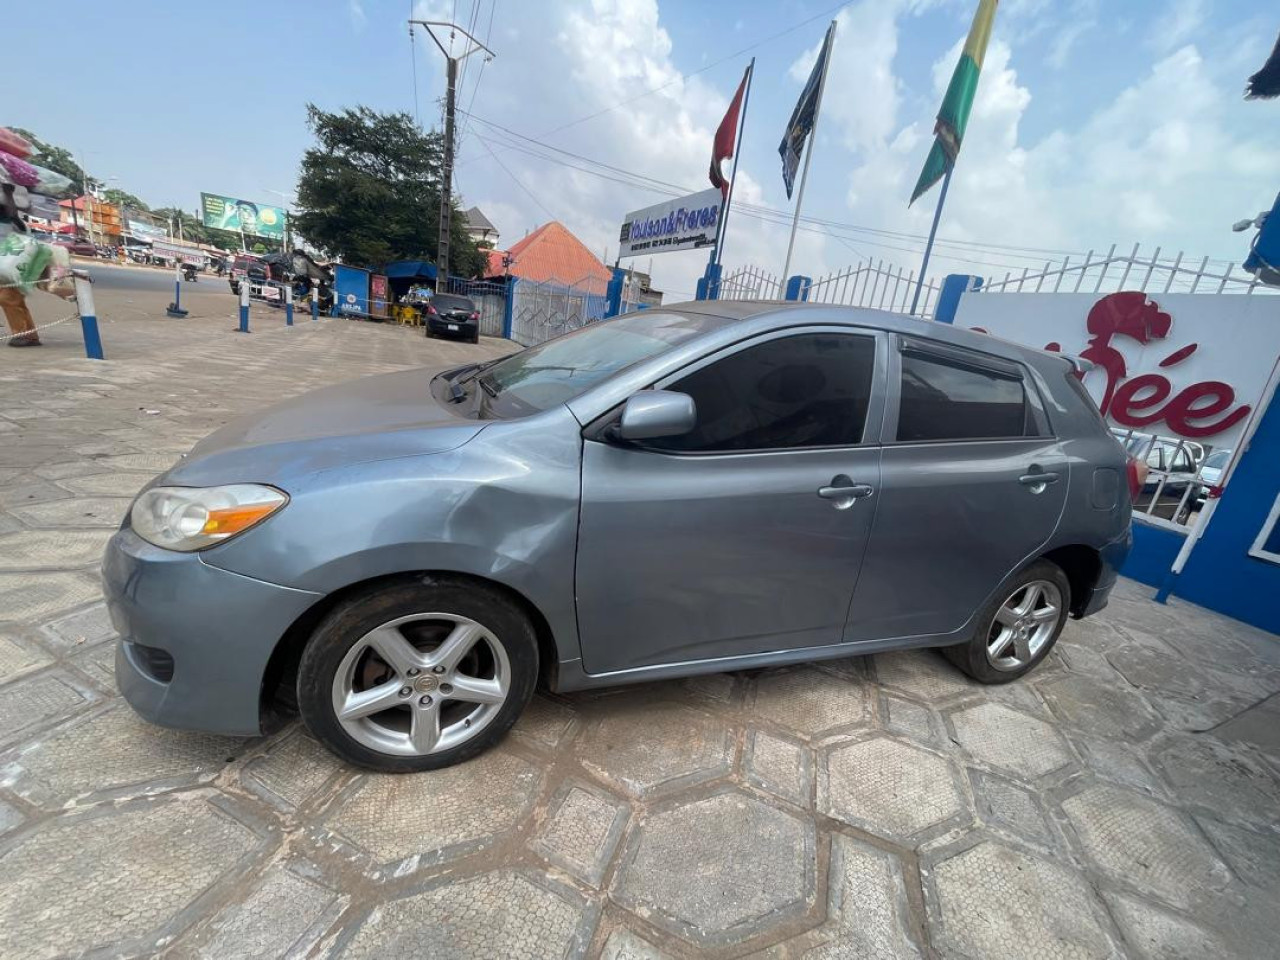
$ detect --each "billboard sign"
[618,187,721,258]
[200,192,286,239]
[953,290,1280,448]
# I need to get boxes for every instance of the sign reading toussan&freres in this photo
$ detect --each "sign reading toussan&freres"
[618,188,722,259]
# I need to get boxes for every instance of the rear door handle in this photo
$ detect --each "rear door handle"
[1019,471,1060,494]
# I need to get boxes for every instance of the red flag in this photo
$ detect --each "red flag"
[710,66,750,199]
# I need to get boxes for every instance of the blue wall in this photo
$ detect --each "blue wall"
[1174,393,1280,634]
[1120,523,1185,589]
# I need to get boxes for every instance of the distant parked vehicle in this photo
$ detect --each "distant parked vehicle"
[56,237,100,258]
[424,292,481,343]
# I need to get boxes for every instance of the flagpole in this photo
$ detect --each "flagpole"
[909,167,951,316]
[713,58,754,272]
[781,21,836,294]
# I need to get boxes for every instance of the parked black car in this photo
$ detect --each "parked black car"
[424,293,481,343]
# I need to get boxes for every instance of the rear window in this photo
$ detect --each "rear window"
[897,353,1033,441]
[432,294,475,312]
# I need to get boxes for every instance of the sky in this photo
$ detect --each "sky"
[8,0,1279,300]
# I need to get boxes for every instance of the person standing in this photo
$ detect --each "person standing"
[0,179,40,347]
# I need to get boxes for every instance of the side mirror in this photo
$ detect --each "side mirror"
[616,390,697,441]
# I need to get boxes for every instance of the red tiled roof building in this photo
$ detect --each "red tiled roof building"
[484,221,611,295]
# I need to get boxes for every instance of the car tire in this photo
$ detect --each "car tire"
[943,559,1071,684]
[297,576,539,772]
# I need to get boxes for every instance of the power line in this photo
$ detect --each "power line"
[474,134,559,222]
[459,111,1099,271]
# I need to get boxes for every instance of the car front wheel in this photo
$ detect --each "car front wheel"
[297,577,538,771]
[943,559,1070,683]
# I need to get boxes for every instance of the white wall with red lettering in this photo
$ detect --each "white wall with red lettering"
[953,291,1280,450]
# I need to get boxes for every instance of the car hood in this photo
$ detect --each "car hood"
[164,368,486,487]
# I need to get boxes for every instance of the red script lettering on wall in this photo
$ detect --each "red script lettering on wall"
[1072,292,1250,439]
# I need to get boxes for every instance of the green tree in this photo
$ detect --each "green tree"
[102,188,149,211]
[293,104,486,277]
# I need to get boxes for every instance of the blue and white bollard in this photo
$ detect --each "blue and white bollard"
[310,285,319,321]
[285,283,294,326]
[166,262,188,318]
[237,280,250,333]
[74,275,105,360]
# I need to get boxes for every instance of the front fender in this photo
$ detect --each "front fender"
[201,407,584,664]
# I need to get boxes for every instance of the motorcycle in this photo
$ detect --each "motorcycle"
[182,263,199,282]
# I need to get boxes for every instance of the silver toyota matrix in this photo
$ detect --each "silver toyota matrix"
[103,303,1132,771]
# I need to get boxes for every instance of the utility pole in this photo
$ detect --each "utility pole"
[408,19,494,293]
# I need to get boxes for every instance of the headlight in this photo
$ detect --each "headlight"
[130,484,288,552]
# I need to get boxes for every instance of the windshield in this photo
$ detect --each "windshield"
[432,294,474,312]
[474,311,732,416]
[1203,450,1231,470]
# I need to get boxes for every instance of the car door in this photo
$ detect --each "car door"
[846,336,1069,641]
[575,328,888,675]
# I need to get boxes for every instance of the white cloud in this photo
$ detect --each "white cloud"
[348,0,366,31]
[1150,0,1207,53]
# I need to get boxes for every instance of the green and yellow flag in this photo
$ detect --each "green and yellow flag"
[910,0,998,204]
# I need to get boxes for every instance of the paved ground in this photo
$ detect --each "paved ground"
[1,282,1279,959]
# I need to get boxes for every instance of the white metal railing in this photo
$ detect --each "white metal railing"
[976,243,1275,296]
[720,265,782,301]
[806,260,940,318]
[509,274,611,347]
[1110,427,1230,533]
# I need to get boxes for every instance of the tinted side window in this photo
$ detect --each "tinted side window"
[649,333,876,452]
[897,353,1030,441]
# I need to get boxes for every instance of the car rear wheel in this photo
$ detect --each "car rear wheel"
[297,577,538,772]
[943,560,1070,683]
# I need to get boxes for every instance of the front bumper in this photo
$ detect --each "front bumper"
[103,528,322,737]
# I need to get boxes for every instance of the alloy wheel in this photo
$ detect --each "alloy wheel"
[985,580,1062,671]
[331,612,510,757]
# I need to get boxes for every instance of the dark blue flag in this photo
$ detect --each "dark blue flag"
[779,26,833,198]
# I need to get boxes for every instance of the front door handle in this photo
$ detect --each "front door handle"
[817,476,874,509]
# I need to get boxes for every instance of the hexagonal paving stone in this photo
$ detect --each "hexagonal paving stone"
[326,749,540,868]
[0,529,114,571]
[0,572,102,623]
[874,650,973,701]
[1106,643,1262,703]
[615,789,815,947]
[600,929,673,959]
[1061,784,1231,913]
[241,728,346,809]
[510,694,577,749]
[743,730,811,806]
[532,781,629,887]
[0,798,263,960]
[0,631,52,683]
[969,769,1056,848]
[881,694,940,747]
[57,472,153,498]
[40,602,117,650]
[1104,891,1230,960]
[752,665,870,738]
[5,704,243,808]
[1037,672,1163,741]
[1150,736,1280,827]
[783,833,921,958]
[9,496,131,528]
[0,671,96,749]
[932,841,1113,960]
[948,702,1074,781]
[339,870,590,959]
[575,700,731,798]
[819,736,967,844]
[174,862,344,960]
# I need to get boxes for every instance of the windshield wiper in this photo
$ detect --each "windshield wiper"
[477,373,498,398]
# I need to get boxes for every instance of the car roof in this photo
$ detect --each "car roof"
[656,299,1073,371]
